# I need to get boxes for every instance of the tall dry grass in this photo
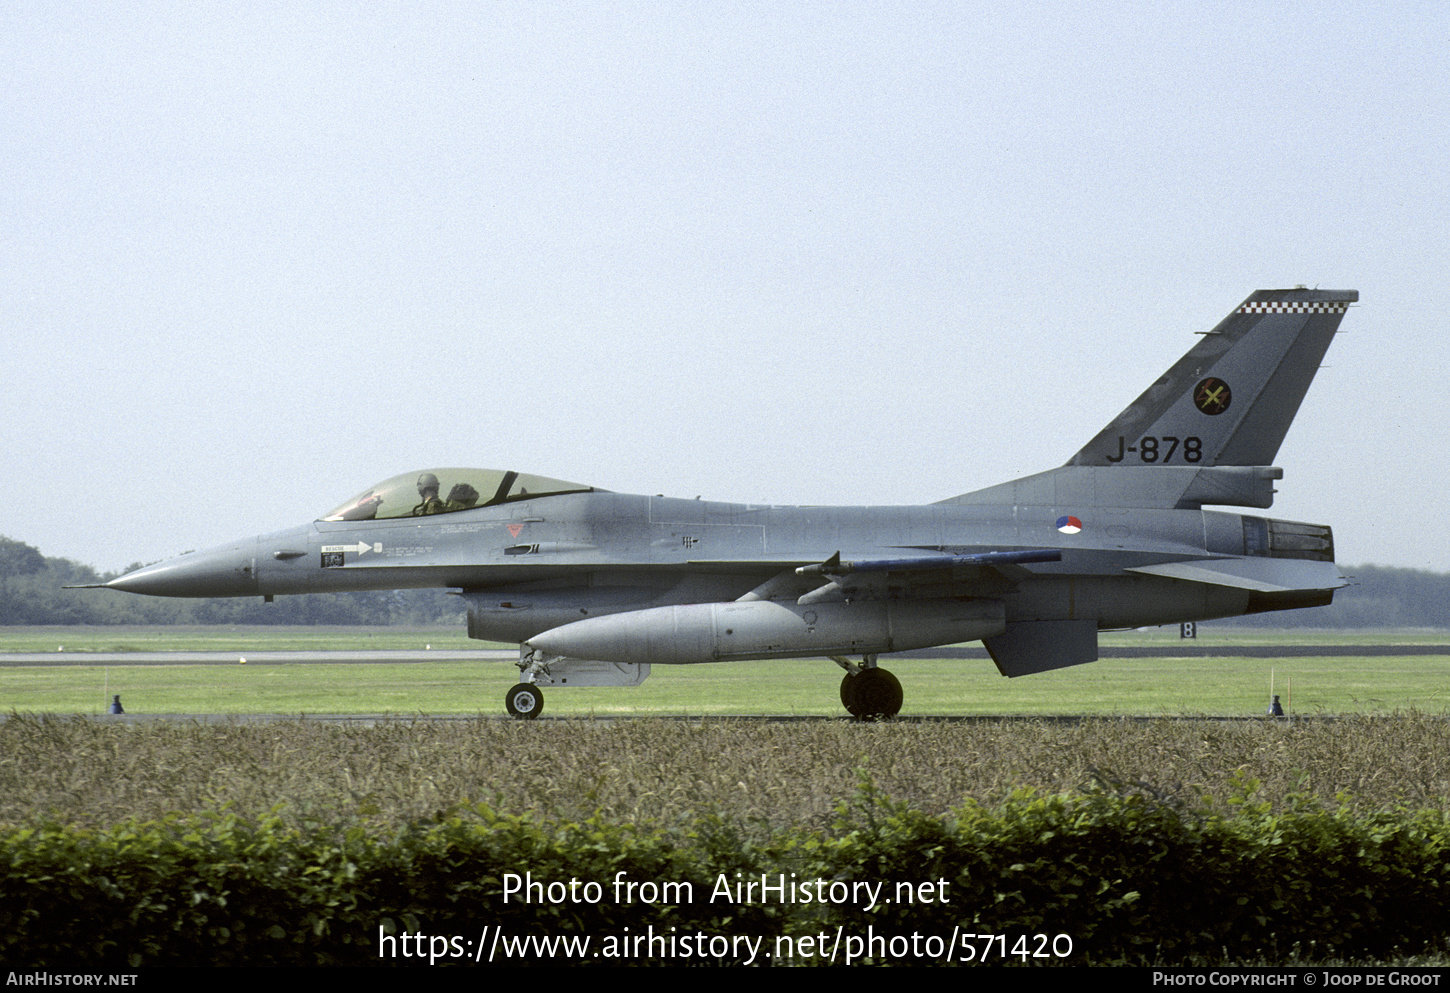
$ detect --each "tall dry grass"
[4,715,1448,831]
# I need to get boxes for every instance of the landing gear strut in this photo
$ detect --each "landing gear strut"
[506,647,556,720]
[833,655,903,719]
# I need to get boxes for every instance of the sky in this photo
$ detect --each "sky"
[4,1,1448,576]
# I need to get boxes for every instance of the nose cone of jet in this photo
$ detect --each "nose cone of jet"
[106,538,261,598]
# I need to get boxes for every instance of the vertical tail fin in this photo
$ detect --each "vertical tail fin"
[1068,288,1357,468]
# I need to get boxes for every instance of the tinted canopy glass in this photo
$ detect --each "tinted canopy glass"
[321,468,593,521]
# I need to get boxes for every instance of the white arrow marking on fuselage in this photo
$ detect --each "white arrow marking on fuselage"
[321,542,380,556]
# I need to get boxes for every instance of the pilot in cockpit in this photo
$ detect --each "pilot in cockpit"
[409,473,483,516]
[411,473,447,516]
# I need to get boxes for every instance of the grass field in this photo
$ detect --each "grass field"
[10,711,1450,967]
[8,710,1450,832]
[2,625,1448,716]
[7,626,1450,968]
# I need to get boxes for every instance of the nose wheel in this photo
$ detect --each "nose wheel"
[505,682,544,719]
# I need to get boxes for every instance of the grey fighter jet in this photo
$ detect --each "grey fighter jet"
[96,288,1357,718]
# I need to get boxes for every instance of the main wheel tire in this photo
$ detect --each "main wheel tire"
[506,682,544,719]
[840,671,862,716]
[849,668,903,719]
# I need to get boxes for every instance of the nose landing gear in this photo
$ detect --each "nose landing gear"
[505,682,544,719]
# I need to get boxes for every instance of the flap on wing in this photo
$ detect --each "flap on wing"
[1125,558,1348,593]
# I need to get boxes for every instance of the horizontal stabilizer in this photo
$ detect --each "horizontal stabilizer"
[1125,557,1348,593]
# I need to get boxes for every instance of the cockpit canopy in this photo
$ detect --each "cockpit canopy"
[321,468,594,521]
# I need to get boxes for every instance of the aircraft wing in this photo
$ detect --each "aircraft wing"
[794,549,1063,575]
[717,549,1063,606]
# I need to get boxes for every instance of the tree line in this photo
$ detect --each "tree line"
[0,536,463,627]
[1225,562,1450,629]
[1,534,1445,629]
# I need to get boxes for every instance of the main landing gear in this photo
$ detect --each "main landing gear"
[833,655,903,719]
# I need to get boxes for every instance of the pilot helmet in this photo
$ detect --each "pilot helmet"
[416,472,440,495]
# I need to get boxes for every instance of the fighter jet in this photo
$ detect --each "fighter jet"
[95,288,1356,718]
